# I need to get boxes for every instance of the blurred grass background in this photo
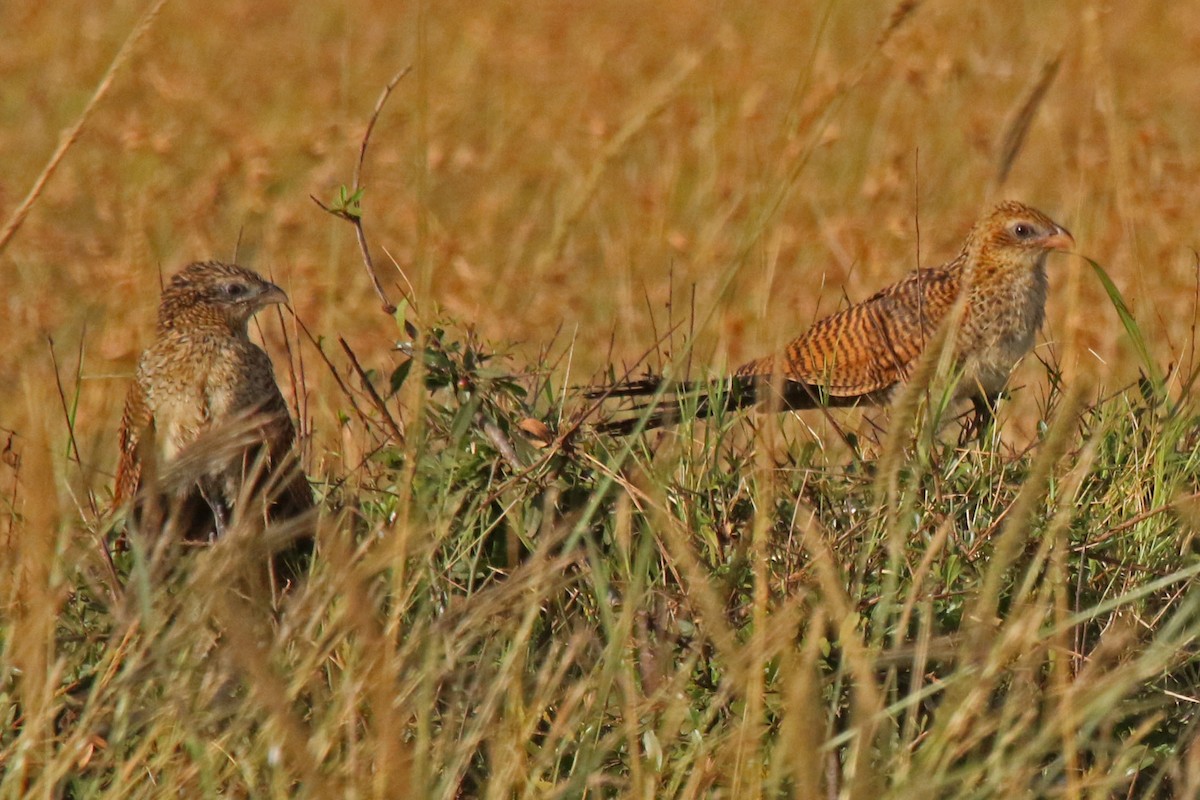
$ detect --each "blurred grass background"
[5,1,1200,797]
[3,0,1197,476]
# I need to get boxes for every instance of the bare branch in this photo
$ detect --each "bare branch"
[477,413,524,472]
[338,337,405,445]
[356,67,413,190]
[312,66,413,315]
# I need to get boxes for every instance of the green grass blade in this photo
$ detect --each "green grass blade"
[1087,256,1167,399]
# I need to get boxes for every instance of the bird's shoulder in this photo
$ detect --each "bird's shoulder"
[861,257,965,316]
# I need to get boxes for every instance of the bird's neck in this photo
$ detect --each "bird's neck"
[961,249,1049,332]
[157,305,249,339]
[962,248,1045,288]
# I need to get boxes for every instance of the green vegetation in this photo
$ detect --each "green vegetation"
[8,312,1200,797]
[3,1,1200,797]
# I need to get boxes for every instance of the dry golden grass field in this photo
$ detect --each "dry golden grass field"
[6,1,1200,797]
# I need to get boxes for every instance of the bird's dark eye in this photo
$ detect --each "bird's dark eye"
[1013,223,1035,238]
[222,282,249,298]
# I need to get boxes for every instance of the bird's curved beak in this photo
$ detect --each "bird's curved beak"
[1041,225,1075,252]
[260,282,289,306]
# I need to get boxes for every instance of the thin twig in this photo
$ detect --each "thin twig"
[1079,489,1200,550]
[312,66,413,315]
[338,337,405,444]
[476,413,524,472]
[0,0,171,255]
[291,316,380,441]
[379,243,420,302]
[262,271,310,458]
[354,69,412,189]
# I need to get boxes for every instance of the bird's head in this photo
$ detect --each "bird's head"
[157,261,289,335]
[963,201,1074,271]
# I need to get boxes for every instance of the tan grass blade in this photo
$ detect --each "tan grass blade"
[996,54,1062,186]
[0,0,171,255]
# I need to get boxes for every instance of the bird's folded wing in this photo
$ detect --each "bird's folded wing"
[735,266,964,397]
[114,381,152,506]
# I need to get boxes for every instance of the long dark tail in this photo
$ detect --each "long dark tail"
[584,376,760,435]
[585,375,877,435]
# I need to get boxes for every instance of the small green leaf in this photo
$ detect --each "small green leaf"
[329,184,364,219]
[389,361,412,396]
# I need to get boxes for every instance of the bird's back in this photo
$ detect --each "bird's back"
[735,258,967,398]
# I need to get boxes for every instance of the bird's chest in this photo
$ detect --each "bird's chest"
[961,266,1048,393]
[141,335,273,459]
